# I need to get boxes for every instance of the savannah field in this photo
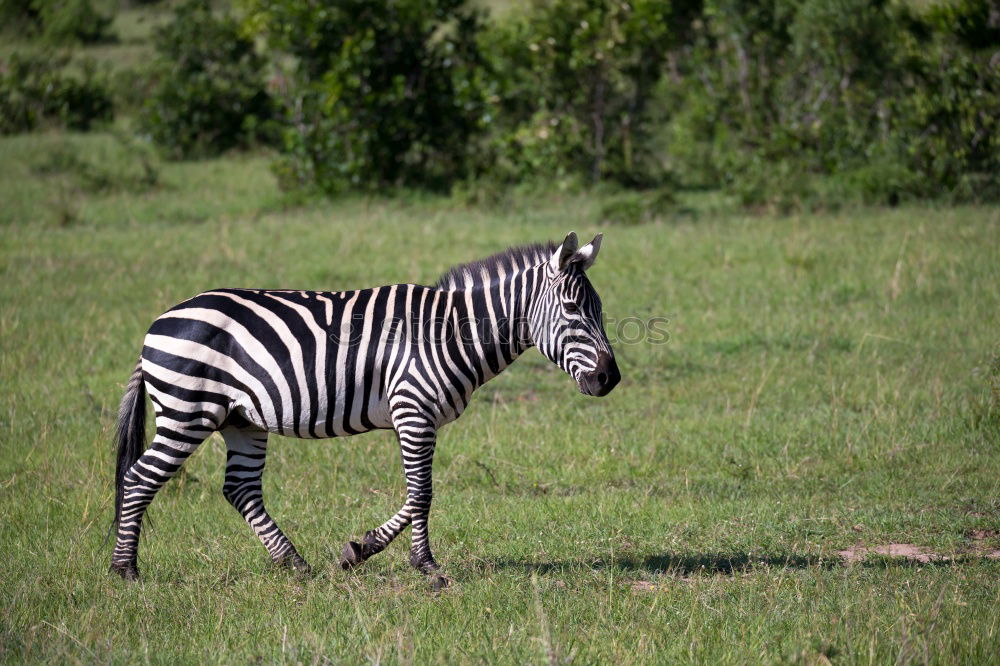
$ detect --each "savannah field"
[3,7,1000,661]
[1,126,1000,663]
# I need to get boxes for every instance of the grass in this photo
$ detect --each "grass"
[1,129,1000,663]
[0,132,285,227]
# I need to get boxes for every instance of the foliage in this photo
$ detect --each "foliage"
[0,0,40,34]
[0,0,115,43]
[30,133,159,194]
[598,188,677,225]
[110,66,156,116]
[36,0,114,43]
[4,0,991,205]
[139,0,274,159]
[890,1,1000,202]
[105,0,1000,204]
[244,0,488,193]
[660,0,1000,208]
[0,51,114,134]
[478,0,700,188]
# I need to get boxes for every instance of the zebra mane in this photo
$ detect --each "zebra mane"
[434,242,556,290]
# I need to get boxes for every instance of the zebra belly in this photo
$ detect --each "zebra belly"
[219,359,395,438]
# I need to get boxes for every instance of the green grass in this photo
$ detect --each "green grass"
[0,132,285,227]
[1,131,999,663]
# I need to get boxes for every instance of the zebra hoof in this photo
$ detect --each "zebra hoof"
[278,553,312,574]
[109,562,139,582]
[429,574,451,592]
[410,552,440,575]
[340,541,365,570]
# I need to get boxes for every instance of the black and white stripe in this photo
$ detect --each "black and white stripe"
[110,232,620,580]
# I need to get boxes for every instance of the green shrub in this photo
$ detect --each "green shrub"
[478,0,697,188]
[598,188,677,225]
[660,0,1000,206]
[890,1,1000,201]
[31,133,159,194]
[226,0,1000,203]
[36,0,114,43]
[140,0,274,159]
[245,0,488,193]
[110,66,155,115]
[0,0,41,35]
[0,52,114,134]
[0,0,115,43]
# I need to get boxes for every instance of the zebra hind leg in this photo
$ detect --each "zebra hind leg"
[220,426,310,574]
[110,423,210,580]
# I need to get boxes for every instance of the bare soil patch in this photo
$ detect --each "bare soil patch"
[837,543,946,564]
[966,529,1000,559]
[838,532,1000,564]
[968,528,999,541]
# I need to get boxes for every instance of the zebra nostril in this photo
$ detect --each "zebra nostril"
[597,372,607,385]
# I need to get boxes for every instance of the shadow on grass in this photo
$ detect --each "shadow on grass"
[478,550,969,578]
[483,552,830,577]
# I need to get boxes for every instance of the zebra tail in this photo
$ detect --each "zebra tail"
[113,357,147,530]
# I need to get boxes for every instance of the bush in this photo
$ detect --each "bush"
[0,52,114,134]
[0,0,115,43]
[478,0,698,188]
[139,0,274,159]
[890,1,1000,201]
[110,66,155,115]
[31,133,159,194]
[36,0,114,43]
[234,0,997,204]
[244,0,488,193]
[660,0,1000,206]
[598,188,677,225]
[0,0,41,35]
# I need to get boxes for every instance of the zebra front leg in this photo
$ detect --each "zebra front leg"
[341,418,443,579]
[403,428,439,575]
[221,426,310,573]
[110,426,208,580]
[398,420,449,589]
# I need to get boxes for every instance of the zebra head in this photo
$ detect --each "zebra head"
[531,232,621,397]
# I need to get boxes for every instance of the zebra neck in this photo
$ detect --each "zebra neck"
[442,264,541,388]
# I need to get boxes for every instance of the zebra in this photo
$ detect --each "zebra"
[110,231,620,584]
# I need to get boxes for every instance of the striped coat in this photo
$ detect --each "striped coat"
[111,232,620,584]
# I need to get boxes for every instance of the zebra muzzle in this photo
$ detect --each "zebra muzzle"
[579,354,621,397]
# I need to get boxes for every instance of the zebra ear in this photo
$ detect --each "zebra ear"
[549,232,579,272]
[571,233,602,271]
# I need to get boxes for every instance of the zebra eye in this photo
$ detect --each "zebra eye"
[563,302,579,315]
